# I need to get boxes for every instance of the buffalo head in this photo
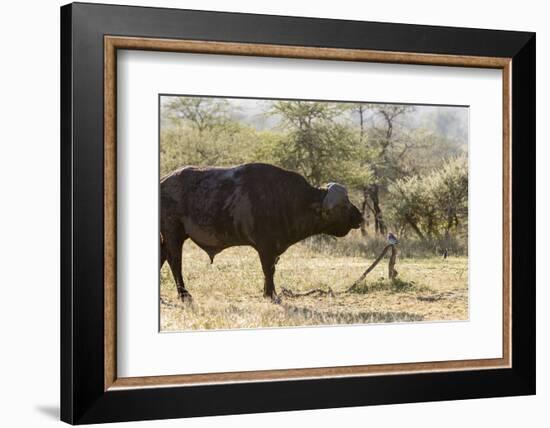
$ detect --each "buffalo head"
[320,182,363,237]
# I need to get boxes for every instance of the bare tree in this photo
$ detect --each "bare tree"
[364,104,414,236]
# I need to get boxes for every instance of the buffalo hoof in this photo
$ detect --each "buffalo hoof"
[271,294,281,305]
[178,291,193,304]
[263,293,281,304]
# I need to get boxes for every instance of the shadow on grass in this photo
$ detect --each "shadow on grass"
[281,303,424,325]
[348,278,433,294]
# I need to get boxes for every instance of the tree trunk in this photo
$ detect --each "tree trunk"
[444,214,454,239]
[369,184,386,236]
[360,188,370,236]
[388,245,398,279]
[405,216,426,241]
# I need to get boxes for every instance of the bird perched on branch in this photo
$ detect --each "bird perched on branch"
[387,232,399,245]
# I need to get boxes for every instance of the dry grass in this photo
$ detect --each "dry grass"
[160,239,468,332]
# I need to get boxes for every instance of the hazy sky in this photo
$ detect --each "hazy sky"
[161,96,468,145]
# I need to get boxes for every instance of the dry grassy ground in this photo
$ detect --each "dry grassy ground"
[160,236,468,331]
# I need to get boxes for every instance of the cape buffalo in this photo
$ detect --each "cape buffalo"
[160,163,363,302]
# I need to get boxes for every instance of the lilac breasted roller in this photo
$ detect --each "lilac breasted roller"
[387,232,399,245]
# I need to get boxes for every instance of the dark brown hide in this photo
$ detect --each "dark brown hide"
[160,163,362,301]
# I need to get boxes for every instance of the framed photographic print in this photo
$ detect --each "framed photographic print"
[60,2,535,424]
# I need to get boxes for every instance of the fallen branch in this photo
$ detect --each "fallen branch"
[346,244,393,293]
[417,291,461,302]
[280,286,335,298]
[280,243,398,299]
[160,296,182,309]
[160,296,194,309]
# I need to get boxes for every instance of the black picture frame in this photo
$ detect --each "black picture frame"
[61,2,535,424]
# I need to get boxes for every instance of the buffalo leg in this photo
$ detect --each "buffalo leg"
[164,234,192,302]
[260,253,279,301]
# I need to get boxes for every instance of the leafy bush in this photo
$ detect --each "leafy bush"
[386,156,468,245]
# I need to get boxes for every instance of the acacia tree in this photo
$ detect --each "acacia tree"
[269,101,358,186]
[164,96,230,133]
[160,96,256,173]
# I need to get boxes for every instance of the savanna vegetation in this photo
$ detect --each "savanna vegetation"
[160,96,469,331]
